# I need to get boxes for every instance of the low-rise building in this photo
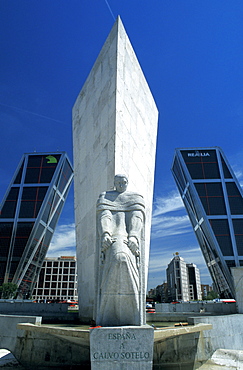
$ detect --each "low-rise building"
[32,256,78,303]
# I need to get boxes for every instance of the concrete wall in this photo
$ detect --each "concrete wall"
[0,315,41,354]
[0,315,89,368]
[188,314,243,358]
[16,323,90,370]
[231,267,243,313]
[153,329,206,369]
[72,17,158,322]
[155,302,237,314]
[1,313,242,369]
[153,314,243,368]
[0,302,78,323]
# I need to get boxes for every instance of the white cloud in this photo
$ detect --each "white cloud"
[151,192,191,238]
[233,168,243,180]
[148,245,202,274]
[47,223,76,257]
[152,215,190,238]
[152,191,184,217]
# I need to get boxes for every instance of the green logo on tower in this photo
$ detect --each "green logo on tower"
[46,155,57,164]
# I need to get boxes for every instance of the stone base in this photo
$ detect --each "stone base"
[90,325,154,369]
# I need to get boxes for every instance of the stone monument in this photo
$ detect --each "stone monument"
[91,174,154,369]
[72,16,158,323]
[95,174,146,327]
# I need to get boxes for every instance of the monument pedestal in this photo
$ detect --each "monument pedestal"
[90,325,154,369]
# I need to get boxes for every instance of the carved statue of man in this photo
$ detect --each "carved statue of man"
[95,175,145,326]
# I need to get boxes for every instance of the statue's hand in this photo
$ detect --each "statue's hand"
[101,232,112,252]
[128,236,140,257]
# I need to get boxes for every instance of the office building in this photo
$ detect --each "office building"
[147,287,156,299]
[172,147,243,298]
[166,254,190,302]
[147,283,168,303]
[166,254,202,302]
[201,284,213,299]
[32,256,78,302]
[187,263,202,301]
[0,152,73,297]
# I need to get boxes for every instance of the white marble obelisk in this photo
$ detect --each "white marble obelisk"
[72,17,158,322]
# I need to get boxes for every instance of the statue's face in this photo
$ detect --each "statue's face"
[114,176,128,193]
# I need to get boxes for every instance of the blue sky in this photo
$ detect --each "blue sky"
[0,1,243,290]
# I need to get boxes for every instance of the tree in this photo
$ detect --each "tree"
[204,290,219,301]
[0,283,18,299]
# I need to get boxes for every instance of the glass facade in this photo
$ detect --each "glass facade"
[172,147,243,298]
[0,152,73,298]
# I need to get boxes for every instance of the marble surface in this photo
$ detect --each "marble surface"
[90,325,154,369]
[198,349,243,369]
[95,175,145,326]
[72,16,158,322]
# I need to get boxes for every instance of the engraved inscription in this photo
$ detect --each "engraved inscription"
[91,329,153,364]
[108,332,136,340]
[93,352,150,360]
